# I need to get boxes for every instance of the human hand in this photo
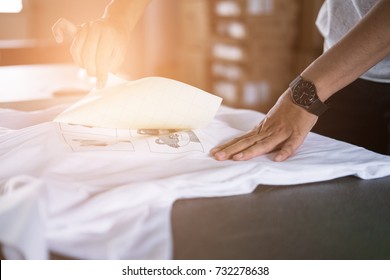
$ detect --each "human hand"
[210,90,318,162]
[52,17,129,89]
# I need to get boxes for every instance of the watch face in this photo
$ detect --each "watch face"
[292,81,317,107]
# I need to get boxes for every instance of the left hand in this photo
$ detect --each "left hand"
[210,90,318,162]
[52,17,129,89]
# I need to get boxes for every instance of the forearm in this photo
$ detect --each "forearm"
[301,0,390,102]
[103,0,151,33]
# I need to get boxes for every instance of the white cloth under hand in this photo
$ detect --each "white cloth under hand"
[0,105,389,259]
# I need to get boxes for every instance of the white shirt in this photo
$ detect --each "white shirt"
[1,105,390,259]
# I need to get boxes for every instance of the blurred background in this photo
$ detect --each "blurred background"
[0,0,324,113]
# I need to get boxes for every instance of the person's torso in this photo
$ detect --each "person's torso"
[316,0,390,83]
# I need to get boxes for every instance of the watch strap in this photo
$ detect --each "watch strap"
[289,75,301,89]
[309,98,328,116]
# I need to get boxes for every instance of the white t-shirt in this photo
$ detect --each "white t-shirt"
[1,105,390,259]
[316,0,390,83]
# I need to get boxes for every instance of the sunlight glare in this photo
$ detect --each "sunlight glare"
[0,0,23,13]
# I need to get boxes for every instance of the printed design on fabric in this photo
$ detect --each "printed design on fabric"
[59,123,134,152]
[57,123,204,154]
[133,129,203,153]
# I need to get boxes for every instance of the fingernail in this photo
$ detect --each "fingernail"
[274,154,283,162]
[214,151,226,160]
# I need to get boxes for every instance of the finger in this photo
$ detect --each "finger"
[52,18,78,43]
[95,31,113,89]
[110,43,127,74]
[274,135,305,162]
[210,127,260,155]
[210,136,243,155]
[232,134,285,161]
[210,119,267,157]
[213,134,261,161]
[210,132,254,157]
[96,41,111,89]
[81,22,101,78]
[70,23,89,69]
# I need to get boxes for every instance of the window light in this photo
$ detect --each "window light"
[0,0,23,13]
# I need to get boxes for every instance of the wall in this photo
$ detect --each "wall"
[0,0,180,80]
[0,0,108,40]
[0,0,32,39]
[121,0,180,80]
[0,0,324,108]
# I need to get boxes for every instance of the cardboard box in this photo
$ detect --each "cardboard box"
[213,0,299,17]
[211,76,289,112]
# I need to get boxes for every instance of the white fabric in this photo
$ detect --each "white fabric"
[316,0,390,83]
[1,104,390,259]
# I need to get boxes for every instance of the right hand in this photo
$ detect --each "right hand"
[210,90,319,162]
[52,17,130,89]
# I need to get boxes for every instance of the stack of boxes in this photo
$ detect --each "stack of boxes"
[209,0,300,112]
[293,0,324,76]
[176,0,211,92]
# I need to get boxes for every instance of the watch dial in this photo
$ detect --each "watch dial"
[293,81,316,106]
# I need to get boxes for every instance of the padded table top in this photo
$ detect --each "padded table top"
[172,176,390,259]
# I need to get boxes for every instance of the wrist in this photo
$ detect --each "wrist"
[101,15,131,36]
[288,75,328,116]
[103,0,150,34]
[269,90,319,126]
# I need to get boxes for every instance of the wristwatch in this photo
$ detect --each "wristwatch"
[289,75,328,116]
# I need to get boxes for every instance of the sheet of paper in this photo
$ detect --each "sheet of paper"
[53,77,222,129]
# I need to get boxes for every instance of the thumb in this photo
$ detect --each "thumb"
[52,18,79,43]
